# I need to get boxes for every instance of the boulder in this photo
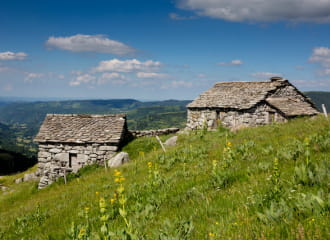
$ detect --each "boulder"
[108,152,130,167]
[15,178,23,184]
[23,172,38,182]
[164,136,178,147]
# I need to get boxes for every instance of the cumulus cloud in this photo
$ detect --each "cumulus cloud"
[24,72,44,83]
[0,51,27,60]
[136,72,168,79]
[217,59,243,66]
[176,0,330,23]
[93,59,162,73]
[250,72,283,79]
[309,47,330,75]
[99,72,127,85]
[70,73,96,86]
[46,34,136,56]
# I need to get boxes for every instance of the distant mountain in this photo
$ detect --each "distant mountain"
[304,91,330,111]
[0,99,190,159]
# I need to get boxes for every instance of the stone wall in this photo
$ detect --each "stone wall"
[129,128,180,138]
[36,143,117,189]
[187,103,286,130]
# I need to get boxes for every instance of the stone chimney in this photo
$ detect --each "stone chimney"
[270,76,284,82]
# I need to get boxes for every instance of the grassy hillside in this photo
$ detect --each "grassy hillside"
[0,116,329,239]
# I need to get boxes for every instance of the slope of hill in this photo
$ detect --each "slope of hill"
[0,116,329,239]
[305,91,330,111]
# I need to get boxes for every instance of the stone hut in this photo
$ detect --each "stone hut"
[187,77,319,130]
[34,114,129,188]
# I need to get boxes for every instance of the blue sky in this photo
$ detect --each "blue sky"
[1,0,330,100]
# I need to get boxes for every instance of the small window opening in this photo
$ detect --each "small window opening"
[69,153,77,168]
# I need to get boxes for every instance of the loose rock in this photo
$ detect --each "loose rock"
[108,152,130,167]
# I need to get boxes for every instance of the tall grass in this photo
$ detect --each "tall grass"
[0,116,329,239]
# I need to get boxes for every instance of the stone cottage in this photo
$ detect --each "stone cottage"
[186,77,319,130]
[34,114,130,188]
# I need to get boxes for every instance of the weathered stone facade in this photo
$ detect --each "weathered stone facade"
[34,114,129,189]
[187,103,286,130]
[36,143,118,188]
[187,77,319,130]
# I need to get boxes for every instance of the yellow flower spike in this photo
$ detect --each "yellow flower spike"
[115,177,120,183]
[227,141,232,147]
[110,198,116,204]
[114,169,122,177]
[148,162,153,168]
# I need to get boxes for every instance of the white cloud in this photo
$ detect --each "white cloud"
[0,51,27,60]
[169,13,198,20]
[24,72,44,83]
[176,0,330,23]
[217,59,243,66]
[309,47,330,75]
[251,72,283,79]
[93,59,162,73]
[136,72,168,79]
[46,34,136,56]
[99,72,127,85]
[70,73,96,86]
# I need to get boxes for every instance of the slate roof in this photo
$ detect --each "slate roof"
[187,78,319,116]
[266,98,319,117]
[34,114,127,144]
[187,80,285,109]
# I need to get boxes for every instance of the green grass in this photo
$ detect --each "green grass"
[0,116,329,239]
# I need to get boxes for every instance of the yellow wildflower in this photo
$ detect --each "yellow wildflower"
[215,221,219,225]
[114,169,122,177]
[78,228,86,238]
[110,198,116,204]
[148,162,153,168]
[208,232,215,237]
[95,191,99,196]
[226,141,232,147]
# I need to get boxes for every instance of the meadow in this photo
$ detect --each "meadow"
[0,115,329,239]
